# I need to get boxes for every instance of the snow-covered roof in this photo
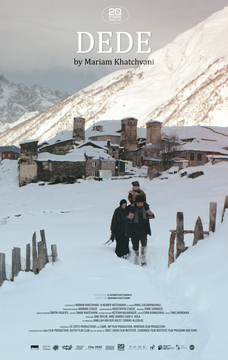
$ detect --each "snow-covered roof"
[37,150,85,162]
[37,145,114,162]
[0,145,20,153]
[19,139,39,145]
[177,139,228,154]
[85,119,146,140]
[82,146,115,160]
[207,154,228,159]
[85,120,121,140]
[162,126,228,146]
[146,120,162,124]
[39,130,73,146]
[76,141,108,151]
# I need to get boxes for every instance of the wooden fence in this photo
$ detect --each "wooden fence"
[0,229,58,287]
[168,195,228,267]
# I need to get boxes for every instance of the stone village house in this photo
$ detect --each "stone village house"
[132,121,228,178]
[18,116,228,186]
[19,117,135,186]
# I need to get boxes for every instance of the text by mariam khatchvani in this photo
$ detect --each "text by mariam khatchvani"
[73,58,154,67]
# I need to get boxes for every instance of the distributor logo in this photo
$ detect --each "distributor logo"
[102,6,129,24]
[52,345,59,351]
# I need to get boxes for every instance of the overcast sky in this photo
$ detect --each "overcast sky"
[0,0,227,94]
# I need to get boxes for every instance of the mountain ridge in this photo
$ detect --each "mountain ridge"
[0,6,228,146]
[0,74,69,131]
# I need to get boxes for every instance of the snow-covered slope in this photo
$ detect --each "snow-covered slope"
[0,159,228,359]
[1,6,228,146]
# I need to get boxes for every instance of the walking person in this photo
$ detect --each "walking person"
[110,199,130,258]
[127,194,154,266]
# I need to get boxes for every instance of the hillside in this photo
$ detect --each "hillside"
[0,7,228,146]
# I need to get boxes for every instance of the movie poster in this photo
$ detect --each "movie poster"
[0,1,228,359]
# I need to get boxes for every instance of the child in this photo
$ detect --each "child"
[128,181,154,219]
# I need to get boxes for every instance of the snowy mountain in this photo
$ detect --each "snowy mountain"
[0,74,69,130]
[1,6,228,146]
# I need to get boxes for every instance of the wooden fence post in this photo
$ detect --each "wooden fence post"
[32,232,39,274]
[221,196,228,222]
[176,212,188,258]
[26,243,30,272]
[209,202,217,232]
[12,247,21,281]
[192,216,204,246]
[168,232,175,267]
[40,229,49,265]
[38,241,45,271]
[51,245,58,263]
[0,253,7,286]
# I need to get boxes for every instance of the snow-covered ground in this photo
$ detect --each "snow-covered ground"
[0,159,228,359]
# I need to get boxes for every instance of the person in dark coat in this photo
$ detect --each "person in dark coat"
[110,199,130,258]
[126,194,154,266]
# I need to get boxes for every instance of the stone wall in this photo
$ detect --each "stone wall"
[177,150,207,167]
[106,141,121,159]
[100,159,116,176]
[37,160,86,183]
[132,148,143,167]
[86,158,101,177]
[89,135,120,145]
[39,139,74,155]
[147,160,165,179]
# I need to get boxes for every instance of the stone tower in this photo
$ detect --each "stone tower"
[19,139,38,186]
[120,117,138,160]
[73,117,85,141]
[146,120,162,145]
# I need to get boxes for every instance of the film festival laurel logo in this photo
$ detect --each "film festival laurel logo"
[101,6,129,24]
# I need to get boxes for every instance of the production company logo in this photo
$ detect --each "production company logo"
[105,345,115,350]
[102,6,129,24]
[75,345,84,350]
[117,344,125,351]
[62,345,73,350]
[158,345,174,350]
[30,345,39,350]
[129,345,147,350]
[42,345,51,351]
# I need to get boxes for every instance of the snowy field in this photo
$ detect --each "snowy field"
[0,159,228,359]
